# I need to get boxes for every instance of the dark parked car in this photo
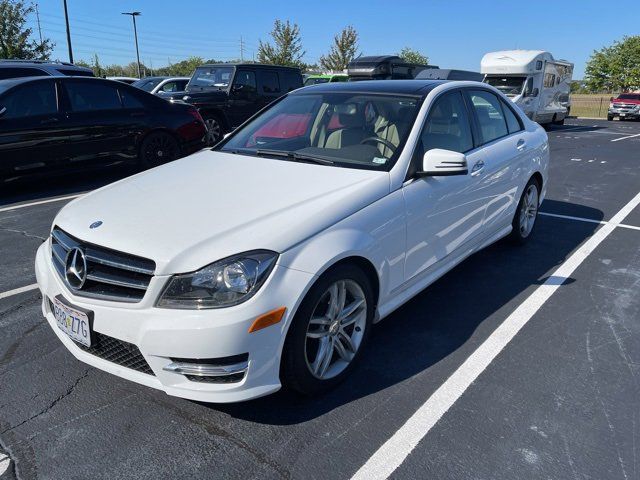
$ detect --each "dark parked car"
[0,59,94,79]
[175,63,303,144]
[347,55,438,81]
[0,76,206,181]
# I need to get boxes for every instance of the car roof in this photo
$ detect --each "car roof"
[296,79,449,96]
[198,63,300,71]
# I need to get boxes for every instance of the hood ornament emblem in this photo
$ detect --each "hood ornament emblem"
[89,221,103,229]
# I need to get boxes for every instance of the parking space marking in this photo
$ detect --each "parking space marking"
[0,194,83,214]
[0,283,39,300]
[352,190,640,480]
[611,133,640,142]
[539,212,640,231]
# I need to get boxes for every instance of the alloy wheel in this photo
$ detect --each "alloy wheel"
[205,118,222,145]
[304,279,367,380]
[519,183,539,237]
[143,134,177,166]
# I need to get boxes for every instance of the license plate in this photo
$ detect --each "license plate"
[620,113,626,117]
[52,296,92,347]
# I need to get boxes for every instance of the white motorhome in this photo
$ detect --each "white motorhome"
[481,50,573,125]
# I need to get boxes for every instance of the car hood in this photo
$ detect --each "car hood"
[54,151,390,274]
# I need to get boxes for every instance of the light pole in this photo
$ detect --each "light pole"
[122,11,142,78]
[63,0,73,63]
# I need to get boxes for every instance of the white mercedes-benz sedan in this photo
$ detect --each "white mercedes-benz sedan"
[35,80,549,403]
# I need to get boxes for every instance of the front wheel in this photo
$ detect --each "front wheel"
[204,116,223,146]
[281,264,374,396]
[510,178,540,245]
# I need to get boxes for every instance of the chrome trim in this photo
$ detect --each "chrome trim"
[86,270,148,290]
[85,250,155,275]
[163,360,249,377]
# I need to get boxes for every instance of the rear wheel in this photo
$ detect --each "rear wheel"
[204,115,223,146]
[553,114,565,125]
[510,178,540,245]
[281,264,374,396]
[139,132,179,168]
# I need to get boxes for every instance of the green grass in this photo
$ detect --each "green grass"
[570,94,613,118]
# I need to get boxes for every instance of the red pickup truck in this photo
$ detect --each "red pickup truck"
[608,93,640,120]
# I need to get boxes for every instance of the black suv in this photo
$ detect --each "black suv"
[175,63,303,144]
[0,59,94,79]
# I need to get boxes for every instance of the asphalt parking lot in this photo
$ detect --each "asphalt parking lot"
[1,118,639,480]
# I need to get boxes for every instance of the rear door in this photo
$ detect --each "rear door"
[60,79,135,166]
[257,70,282,111]
[464,89,528,234]
[0,79,68,177]
[228,69,259,127]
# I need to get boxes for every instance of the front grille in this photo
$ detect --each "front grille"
[185,373,245,383]
[51,227,156,303]
[78,331,154,376]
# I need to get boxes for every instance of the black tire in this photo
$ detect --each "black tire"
[510,177,541,245]
[607,115,614,121]
[204,115,224,146]
[281,264,374,396]
[139,132,179,168]
[553,115,565,126]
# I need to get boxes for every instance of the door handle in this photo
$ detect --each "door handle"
[516,139,526,151]
[471,160,485,176]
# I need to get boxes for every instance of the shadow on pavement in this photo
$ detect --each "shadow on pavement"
[213,199,603,424]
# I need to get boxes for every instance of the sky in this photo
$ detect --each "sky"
[30,0,640,79]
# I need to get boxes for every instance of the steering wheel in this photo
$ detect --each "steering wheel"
[360,136,397,153]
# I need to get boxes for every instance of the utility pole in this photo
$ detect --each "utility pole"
[240,36,244,62]
[122,11,142,78]
[62,0,73,63]
[35,3,43,45]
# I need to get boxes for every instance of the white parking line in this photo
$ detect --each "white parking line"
[0,283,39,300]
[0,194,83,214]
[539,212,640,231]
[352,190,640,480]
[611,133,640,142]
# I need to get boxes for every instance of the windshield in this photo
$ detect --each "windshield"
[187,66,234,91]
[304,77,330,86]
[132,78,163,92]
[618,94,640,101]
[484,76,527,96]
[218,92,421,171]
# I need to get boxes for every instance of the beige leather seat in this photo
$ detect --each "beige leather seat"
[324,108,366,149]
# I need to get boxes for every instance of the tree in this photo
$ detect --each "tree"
[398,47,429,65]
[319,26,359,72]
[156,56,206,77]
[585,36,640,92]
[257,19,305,68]
[0,0,53,60]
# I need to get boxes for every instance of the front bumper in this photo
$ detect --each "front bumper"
[35,240,315,403]
[609,108,640,119]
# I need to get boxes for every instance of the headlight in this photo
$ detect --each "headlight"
[156,250,278,309]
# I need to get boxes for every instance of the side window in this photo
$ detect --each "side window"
[500,99,522,134]
[160,81,178,92]
[65,81,122,112]
[233,70,257,93]
[119,88,145,109]
[468,90,508,144]
[0,67,47,80]
[543,73,555,88]
[260,71,280,94]
[281,72,302,91]
[420,91,473,154]
[0,81,57,118]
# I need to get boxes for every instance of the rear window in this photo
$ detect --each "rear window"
[0,67,47,80]
[65,81,122,111]
[260,71,280,94]
[281,71,303,91]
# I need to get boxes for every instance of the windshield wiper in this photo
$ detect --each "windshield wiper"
[255,149,334,165]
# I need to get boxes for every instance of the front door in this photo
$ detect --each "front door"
[402,90,488,282]
[228,69,258,127]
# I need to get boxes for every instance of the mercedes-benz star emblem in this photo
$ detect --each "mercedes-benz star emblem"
[65,247,87,289]
[89,221,103,229]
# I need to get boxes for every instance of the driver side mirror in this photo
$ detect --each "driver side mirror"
[417,149,468,177]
